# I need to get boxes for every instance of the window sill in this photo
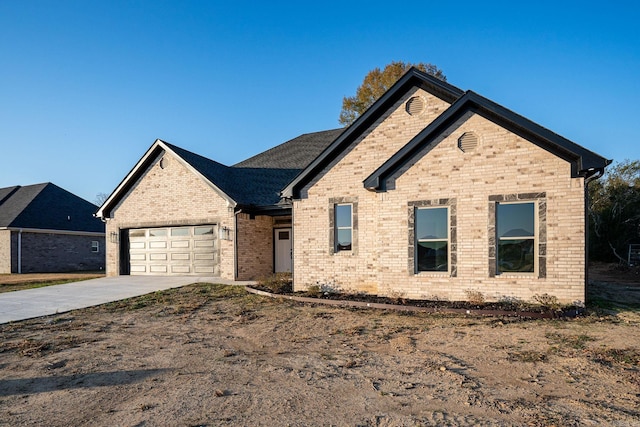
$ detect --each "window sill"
[415,271,450,277]
[496,272,538,279]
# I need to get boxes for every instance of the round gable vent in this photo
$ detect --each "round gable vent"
[458,132,478,152]
[405,96,425,116]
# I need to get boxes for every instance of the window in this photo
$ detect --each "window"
[194,226,213,235]
[91,241,99,253]
[335,204,352,251]
[171,227,190,237]
[149,229,167,237]
[496,202,535,273]
[415,207,449,272]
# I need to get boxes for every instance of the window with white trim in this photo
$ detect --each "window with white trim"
[415,207,449,272]
[335,203,353,251]
[496,202,535,273]
[91,241,100,253]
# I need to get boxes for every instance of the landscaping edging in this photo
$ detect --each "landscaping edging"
[244,286,584,319]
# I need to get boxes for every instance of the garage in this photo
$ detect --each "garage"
[128,225,219,275]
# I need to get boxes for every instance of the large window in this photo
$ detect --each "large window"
[496,202,535,273]
[415,207,449,272]
[335,204,352,251]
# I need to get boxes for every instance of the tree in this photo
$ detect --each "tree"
[95,192,109,206]
[339,61,446,126]
[588,159,640,264]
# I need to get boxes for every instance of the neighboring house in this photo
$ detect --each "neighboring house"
[97,69,610,304]
[0,183,105,273]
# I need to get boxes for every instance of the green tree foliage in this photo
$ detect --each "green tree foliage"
[338,61,446,126]
[589,159,640,263]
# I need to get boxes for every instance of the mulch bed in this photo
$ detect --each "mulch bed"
[246,285,584,319]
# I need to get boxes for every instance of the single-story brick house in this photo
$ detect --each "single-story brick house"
[97,69,610,303]
[0,183,105,273]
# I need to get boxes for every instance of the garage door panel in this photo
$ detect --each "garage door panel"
[129,225,218,276]
[194,240,214,248]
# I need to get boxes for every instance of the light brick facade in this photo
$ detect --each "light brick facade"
[293,89,588,304]
[105,151,236,278]
[236,213,274,280]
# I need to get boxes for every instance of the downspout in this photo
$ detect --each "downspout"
[17,229,22,274]
[584,167,606,304]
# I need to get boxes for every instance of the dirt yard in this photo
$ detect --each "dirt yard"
[0,269,638,426]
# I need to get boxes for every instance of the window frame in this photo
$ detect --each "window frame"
[329,197,358,254]
[334,203,353,252]
[496,201,536,274]
[408,198,457,276]
[91,240,100,253]
[415,206,450,273]
[488,193,546,278]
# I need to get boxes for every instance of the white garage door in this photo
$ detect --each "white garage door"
[128,225,219,275]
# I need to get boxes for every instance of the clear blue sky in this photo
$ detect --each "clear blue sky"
[1,1,638,203]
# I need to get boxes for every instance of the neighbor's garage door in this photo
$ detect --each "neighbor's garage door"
[128,225,218,275]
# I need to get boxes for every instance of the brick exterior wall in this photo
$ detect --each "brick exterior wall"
[293,89,587,304]
[19,232,105,273]
[0,230,11,274]
[236,213,274,280]
[0,230,104,273]
[105,150,236,278]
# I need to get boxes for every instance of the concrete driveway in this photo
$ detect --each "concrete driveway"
[0,276,252,324]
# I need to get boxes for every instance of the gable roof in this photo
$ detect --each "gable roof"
[363,91,612,191]
[234,129,344,169]
[0,183,104,233]
[281,68,465,199]
[282,68,611,198]
[97,129,341,218]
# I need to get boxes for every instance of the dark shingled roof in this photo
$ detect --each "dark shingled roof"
[233,129,344,169]
[0,183,104,233]
[163,129,342,207]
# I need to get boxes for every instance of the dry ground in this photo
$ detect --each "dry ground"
[0,269,638,426]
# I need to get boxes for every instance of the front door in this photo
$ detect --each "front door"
[274,228,292,273]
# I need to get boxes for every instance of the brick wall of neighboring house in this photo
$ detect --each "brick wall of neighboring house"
[17,232,105,273]
[0,230,11,274]
[236,213,274,280]
[293,93,587,304]
[105,150,236,278]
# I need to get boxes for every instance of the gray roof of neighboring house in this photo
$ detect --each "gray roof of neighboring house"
[0,183,104,233]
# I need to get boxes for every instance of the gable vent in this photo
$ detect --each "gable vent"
[405,96,425,116]
[458,132,478,152]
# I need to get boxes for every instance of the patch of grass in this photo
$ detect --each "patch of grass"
[546,332,596,350]
[102,283,249,312]
[0,278,96,294]
[255,273,292,294]
[589,347,640,366]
